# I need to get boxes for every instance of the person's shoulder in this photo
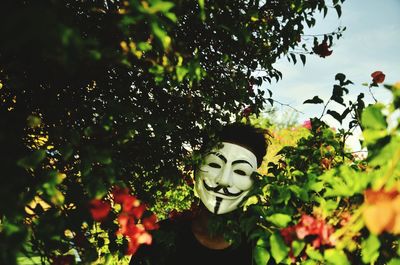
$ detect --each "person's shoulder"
[129,217,190,265]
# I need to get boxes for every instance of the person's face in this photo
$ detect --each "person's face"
[194,142,257,214]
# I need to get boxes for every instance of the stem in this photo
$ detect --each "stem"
[319,99,331,120]
[368,86,378,103]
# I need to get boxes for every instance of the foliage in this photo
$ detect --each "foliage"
[0,0,346,264]
[242,76,400,264]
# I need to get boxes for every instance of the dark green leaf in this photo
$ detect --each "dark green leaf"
[300,54,306,65]
[17,150,46,169]
[327,110,343,123]
[303,96,324,104]
[335,73,346,83]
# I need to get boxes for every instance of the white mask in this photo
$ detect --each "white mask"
[194,142,257,214]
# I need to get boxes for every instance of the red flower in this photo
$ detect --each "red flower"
[313,41,332,58]
[280,226,296,245]
[89,199,111,222]
[130,203,147,219]
[117,214,139,236]
[294,215,334,248]
[371,71,385,84]
[112,186,131,204]
[121,194,140,213]
[242,107,252,117]
[280,214,334,251]
[126,230,152,255]
[142,214,159,230]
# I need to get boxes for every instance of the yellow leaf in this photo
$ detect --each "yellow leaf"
[363,202,394,234]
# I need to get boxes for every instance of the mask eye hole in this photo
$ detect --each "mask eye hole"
[234,169,246,176]
[208,162,221,168]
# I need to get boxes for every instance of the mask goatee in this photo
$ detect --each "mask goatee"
[214,197,223,214]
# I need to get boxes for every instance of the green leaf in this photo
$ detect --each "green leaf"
[370,137,400,166]
[300,54,306,65]
[254,238,271,265]
[289,185,309,201]
[397,240,400,256]
[198,0,205,20]
[388,258,400,265]
[327,110,343,123]
[266,213,292,228]
[17,150,46,169]
[362,129,387,145]
[303,96,324,104]
[137,42,152,51]
[303,260,318,265]
[335,73,346,83]
[165,12,178,22]
[361,105,387,130]
[270,233,289,264]
[324,249,350,265]
[143,1,174,14]
[290,53,297,64]
[176,66,189,82]
[334,5,342,17]
[292,240,305,257]
[361,234,380,264]
[306,246,323,261]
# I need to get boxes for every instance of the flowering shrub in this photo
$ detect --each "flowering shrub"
[245,73,400,264]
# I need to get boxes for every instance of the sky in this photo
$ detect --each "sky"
[262,0,400,151]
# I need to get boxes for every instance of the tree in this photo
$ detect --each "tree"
[0,0,345,263]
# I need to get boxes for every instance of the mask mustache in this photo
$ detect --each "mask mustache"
[203,180,243,197]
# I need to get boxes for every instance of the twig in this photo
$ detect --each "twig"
[270,99,305,114]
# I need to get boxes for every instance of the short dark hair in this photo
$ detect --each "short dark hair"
[216,123,268,168]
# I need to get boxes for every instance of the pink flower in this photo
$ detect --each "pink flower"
[280,214,335,250]
[302,120,312,130]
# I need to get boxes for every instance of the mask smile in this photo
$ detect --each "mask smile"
[203,180,243,197]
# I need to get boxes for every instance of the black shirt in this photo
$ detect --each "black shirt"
[129,219,253,265]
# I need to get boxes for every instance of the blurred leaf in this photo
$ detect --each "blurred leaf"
[361,105,387,130]
[388,258,400,265]
[361,234,380,264]
[270,233,289,264]
[266,213,292,228]
[306,245,324,261]
[324,249,350,265]
[292,240,305,257]
[17,150,46,169]
[27,115,42,128]
[254,238,270,265]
